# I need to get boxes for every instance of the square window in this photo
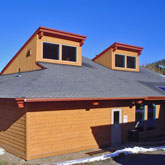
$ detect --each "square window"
[43,43,59,60]
[127,56,136,69]
[62,45,76,62]
[115,54,125,68]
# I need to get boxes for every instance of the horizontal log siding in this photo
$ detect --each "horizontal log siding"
[28,107,111,159]
[0,103,26,159]
[121,106,135,143]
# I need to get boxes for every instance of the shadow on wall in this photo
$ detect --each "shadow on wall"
[91,125,112,148]
[0,101,25,131]
[90,103,165,148]
[157,103,165,132]
[91,122,135,148]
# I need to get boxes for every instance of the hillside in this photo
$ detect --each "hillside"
[143,59,165,75]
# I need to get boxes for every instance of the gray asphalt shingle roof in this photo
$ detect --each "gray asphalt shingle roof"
[0,56,164,98]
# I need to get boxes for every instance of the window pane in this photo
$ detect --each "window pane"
[135,104,145,132]
[147,104,156,130]
[43,43,59,60]
[115,54,125,68]
[135,104,145,121]
[127,56,136,69]
[62,45,76,62]
[148,104,156,120]
[114,111,119,124]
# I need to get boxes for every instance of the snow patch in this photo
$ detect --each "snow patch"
[160,74,165,78]
[0,148,5,155]
[56,146,165,165]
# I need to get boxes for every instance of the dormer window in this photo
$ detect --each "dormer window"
[115,54,136,69]
[62,45,77,62]
[43,43,59,60]
[127,56,136,69]
[115,54,125,68]
[43,42,77,62]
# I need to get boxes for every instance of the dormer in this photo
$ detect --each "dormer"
[93,42,143,72]
[1,27,86,75]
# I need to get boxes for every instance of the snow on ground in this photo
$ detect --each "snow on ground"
[0,148,5,155]
[56,146,165,165]
[160,74,165,78]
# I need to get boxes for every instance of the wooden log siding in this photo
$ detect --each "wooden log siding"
[26,100,136,160]
[0,100,164,160]
[0,103,26,159]
[27,108,111,159]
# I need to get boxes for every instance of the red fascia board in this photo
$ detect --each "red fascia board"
[38,26,87,39]
[146,96,165,101]
[92,42,144,61]
[0,27,86,75]
[0,96,164,103]
[114,42,144,50]
[35,62,46,69]
[24,97,146,103]
[23,96,165,103]
[38,27,86,46]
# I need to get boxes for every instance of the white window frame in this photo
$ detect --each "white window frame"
[111,108,122,124]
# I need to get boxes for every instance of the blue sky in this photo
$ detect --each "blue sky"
[0,0,165,71]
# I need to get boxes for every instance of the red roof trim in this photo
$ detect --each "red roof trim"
[23,96,165,103]
[92,42,144,61]
[0,96,164,104]
[35,62,46,69]
[24,97,146,103]
[38,26,87,39]
[145,96,165,100]
[0,27,87,75]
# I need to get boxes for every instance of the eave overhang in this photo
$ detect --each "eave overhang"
[23,96,165,103]
[0,96,164,109]
[37,27,87,46]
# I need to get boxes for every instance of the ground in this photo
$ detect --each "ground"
[0,141,165,165]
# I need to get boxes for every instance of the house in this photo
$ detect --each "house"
[0,27,165,160]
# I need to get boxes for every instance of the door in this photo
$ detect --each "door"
[111,109,122,146]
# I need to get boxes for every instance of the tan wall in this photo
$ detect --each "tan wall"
[121,105,135,143]
[0,101,26,159]
[2,36,41,75]
[26,101,135,160]
[94,48,112,68]
[27,108,111,160]
[94,49,139,72]
[36,35,82,66]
